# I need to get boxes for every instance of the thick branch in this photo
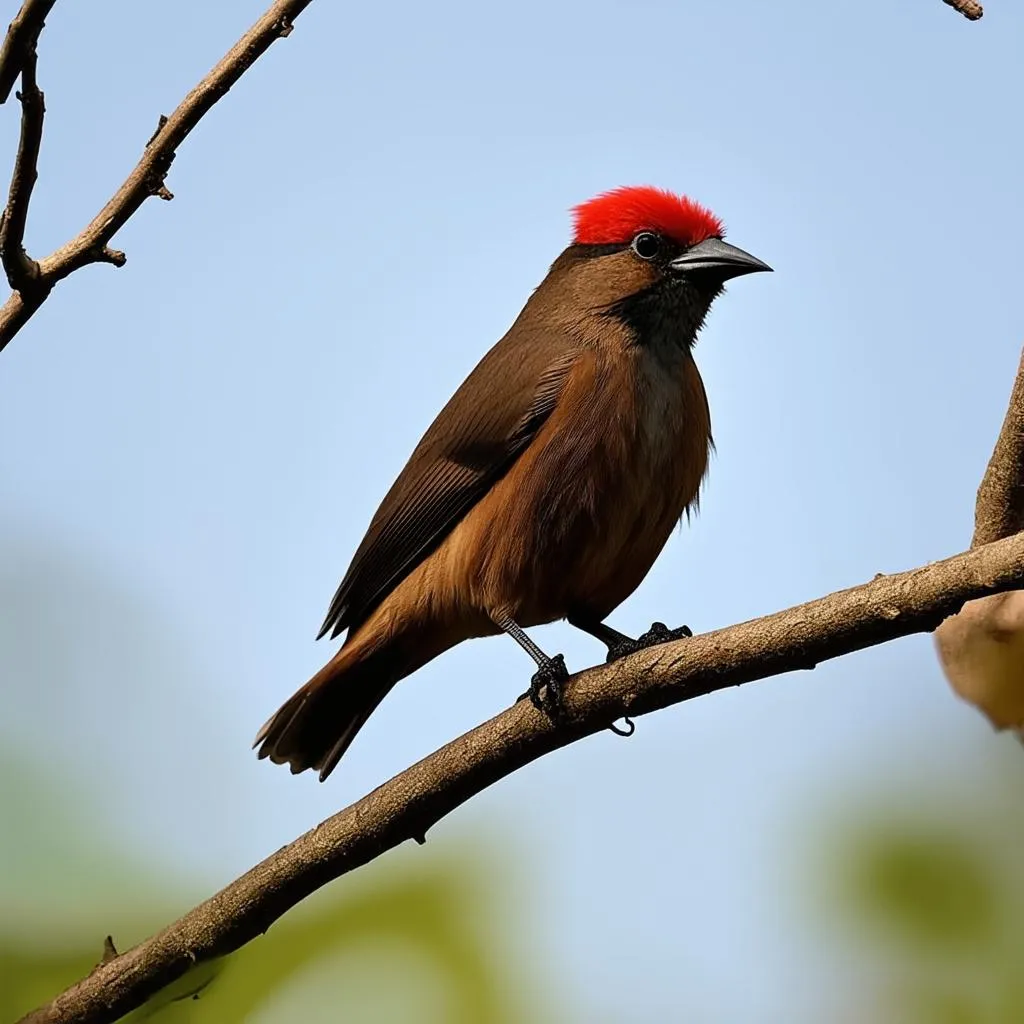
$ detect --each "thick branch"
[19,532,1024,1024]
[973,347,1024,546]
[934,346,1024,726]
[0,0,315,356]
[941,0,984,19]
[0,44,44,294]
[0,0,54,104]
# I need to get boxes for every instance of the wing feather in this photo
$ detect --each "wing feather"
[318,323,581,639]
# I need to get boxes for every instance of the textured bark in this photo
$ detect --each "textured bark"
[941,0,984,20]
[0,43,43,290]
[973,348,1024,547]
[0,0,55,104]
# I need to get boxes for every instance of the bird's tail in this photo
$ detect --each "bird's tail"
[253,636,408,782]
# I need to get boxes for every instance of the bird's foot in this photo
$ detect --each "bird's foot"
[516,653,569,721]
[605,622,693,664]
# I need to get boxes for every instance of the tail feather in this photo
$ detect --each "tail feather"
[257,611,469,781]
[254,647,397,782]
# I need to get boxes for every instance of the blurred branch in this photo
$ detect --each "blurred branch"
[941,0,983,19]
[0,0,316,356]
[972,346,1024,547]
[20,532,1024,1024]
[0,0,54,104]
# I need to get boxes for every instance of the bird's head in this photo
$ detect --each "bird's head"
[549,185,771,345]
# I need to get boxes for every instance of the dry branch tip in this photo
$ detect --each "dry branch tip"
[941,0,983,19]
[99,247,126,267]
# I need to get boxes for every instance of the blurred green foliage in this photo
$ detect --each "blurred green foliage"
[848,829,1000,952]
[0,537,552,1024]
[818,748,1024,1024]
[1,797,540,1023]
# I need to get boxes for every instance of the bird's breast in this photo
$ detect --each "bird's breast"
[461,345,712,625]
[631,345,699,475]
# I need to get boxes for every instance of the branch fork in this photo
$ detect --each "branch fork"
[0,0,317,355]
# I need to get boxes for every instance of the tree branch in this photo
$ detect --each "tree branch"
[0,0,54,104]
[0,0,315,356]
[973,347,1024,546]
[0,42,44,295]
[941,0,984,19]
[19,531,1024,1024]
[934,346,1024,727]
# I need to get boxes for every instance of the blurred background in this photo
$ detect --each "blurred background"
[2,1,1024,1020]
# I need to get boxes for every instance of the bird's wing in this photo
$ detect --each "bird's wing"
[318,324,582,639]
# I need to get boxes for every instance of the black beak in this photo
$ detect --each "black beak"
[669,237,772,280]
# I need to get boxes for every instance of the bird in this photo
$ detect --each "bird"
[255,185,771,781]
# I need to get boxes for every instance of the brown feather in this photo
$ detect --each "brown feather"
[317,296,585,640]
[261,240,718,779]
[446,317,711,626]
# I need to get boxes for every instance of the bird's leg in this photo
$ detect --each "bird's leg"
[568,615,693,664]
[495,617,569,720]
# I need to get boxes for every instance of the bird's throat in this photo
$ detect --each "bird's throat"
[608,278,715,353]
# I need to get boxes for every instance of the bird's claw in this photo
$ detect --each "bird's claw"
[639,621,693,646]
[516,654,569,721]
[605,621,693,663]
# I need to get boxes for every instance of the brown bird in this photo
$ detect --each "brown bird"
[255,185,771,781]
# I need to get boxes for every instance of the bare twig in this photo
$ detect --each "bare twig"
[0,44,44,294]
[973,347,1024,546]
[19,531,1024,1024]
[0,0,54,104]
[0,0,316,355]
[941,0,984,19]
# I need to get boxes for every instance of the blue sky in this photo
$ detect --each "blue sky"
[2,1,1023,1020]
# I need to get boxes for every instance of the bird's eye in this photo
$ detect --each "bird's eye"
[631,232,661,260]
